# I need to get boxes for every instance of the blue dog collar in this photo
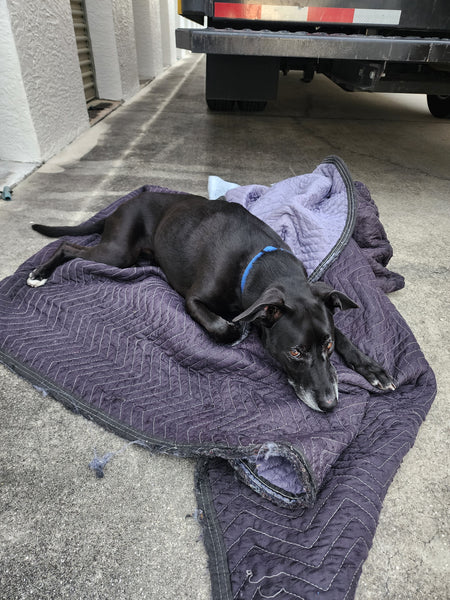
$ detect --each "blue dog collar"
[240,246,291,294]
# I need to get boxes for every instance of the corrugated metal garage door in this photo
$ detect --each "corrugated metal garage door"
[71,0,97,102]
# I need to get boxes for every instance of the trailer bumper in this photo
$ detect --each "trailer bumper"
[176,27,450,63]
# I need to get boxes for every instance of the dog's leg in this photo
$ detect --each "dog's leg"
[334,328,396,390]
[27,242,89,287]
[27,241,137,287]
[185,295,245,344]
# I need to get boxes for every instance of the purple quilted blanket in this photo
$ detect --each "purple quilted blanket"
[0,157,436,599]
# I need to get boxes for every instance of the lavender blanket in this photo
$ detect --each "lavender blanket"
[0,157,436,599]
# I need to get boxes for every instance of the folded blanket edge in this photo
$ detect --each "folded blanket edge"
[0,346,317,505]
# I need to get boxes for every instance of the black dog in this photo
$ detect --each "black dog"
[27,191,395,412]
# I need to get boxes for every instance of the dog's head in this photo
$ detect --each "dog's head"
[233,282,357,412]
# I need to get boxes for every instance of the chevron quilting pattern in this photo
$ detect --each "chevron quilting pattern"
[0,176,436,600]
[195,182,436,599]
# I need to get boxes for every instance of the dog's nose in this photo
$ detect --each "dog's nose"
[320,396,337,412]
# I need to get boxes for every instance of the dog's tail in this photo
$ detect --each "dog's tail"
[31,219,105,238]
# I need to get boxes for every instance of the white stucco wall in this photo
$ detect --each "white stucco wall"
[132,0,163,81]
[1,0,196,171]
[84,0,123,100]
[132,1,198,81]
[0,2,40,162]
[85,0,140,101]
[6,0,89,163]
[160,1,177,68]
[112,0,140,99]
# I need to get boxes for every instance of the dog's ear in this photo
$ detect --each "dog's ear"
[233,287,291,326]
[310,281,358,313]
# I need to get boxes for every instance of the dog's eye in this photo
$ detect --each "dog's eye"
[325,341,333,353]
[290,349,302,358]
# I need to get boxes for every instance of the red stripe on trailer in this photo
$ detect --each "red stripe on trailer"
[213,4,398,25]
[214,3,262,19]
[307,7,355,23]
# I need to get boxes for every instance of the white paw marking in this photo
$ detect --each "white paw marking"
[27,273,48,288]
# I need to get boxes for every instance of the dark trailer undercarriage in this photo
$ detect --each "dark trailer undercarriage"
[176,0,450,116]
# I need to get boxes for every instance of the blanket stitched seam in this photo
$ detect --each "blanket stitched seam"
[195,459,233,600]
[308,155,357,283]
[0,347,315,468]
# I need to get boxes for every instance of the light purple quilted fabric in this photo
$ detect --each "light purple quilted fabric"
[226,161,351,278]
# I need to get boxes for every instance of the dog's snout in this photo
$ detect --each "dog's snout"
[319,394,338,412]
[316,378,339,412]
[288,378,338,413]
[286,351,340,411]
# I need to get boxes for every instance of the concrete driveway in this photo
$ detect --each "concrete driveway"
[0,54,448,600]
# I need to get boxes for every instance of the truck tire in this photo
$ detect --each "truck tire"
[427,95,450,118]
[237,101,267,112]
[207,99,235,111]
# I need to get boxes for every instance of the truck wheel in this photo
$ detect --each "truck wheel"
[237,101,267,112]
[207,99,235,111]
[427,95,450,118]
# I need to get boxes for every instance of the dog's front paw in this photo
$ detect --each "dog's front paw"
[27,270,48,288]
[231,322,250,346]
[356,360,396,391]
[209,318,248,345]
